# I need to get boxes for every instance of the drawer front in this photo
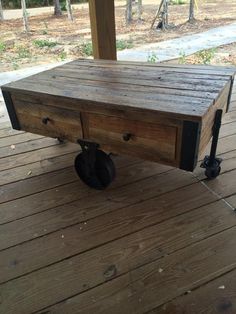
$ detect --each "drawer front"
[84,113,178,165]
[12,98,83,142]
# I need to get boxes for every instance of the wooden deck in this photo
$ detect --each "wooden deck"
[0,83,236,314]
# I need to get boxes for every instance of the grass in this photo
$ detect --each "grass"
[59,51,67,61]
[147,51,158,63]
[79,39,134,57]
[116,39,134,50]
[170,0,187,4]
[33,39,58,48]
[80,42,93,56]
[16,46,31,59]
[178,50,187,64]
[196,48,216,64]
[0,42,6,53]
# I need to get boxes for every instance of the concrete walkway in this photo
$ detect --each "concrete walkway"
[118,22,236,62]
[1,22,236,123]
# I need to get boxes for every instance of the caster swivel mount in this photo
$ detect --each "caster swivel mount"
[74,140,116,190]
[201,109,223,179]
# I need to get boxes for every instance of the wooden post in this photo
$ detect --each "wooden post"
[88,0,117,60]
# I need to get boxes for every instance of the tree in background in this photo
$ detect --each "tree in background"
[126,0,132,24]
[21,0,29,31]
[137,0,142,20]
[66,0,73,21]
[53,0,62,16]
[126,0,143,24]
[188,0,195,23]
[0,0,4,21]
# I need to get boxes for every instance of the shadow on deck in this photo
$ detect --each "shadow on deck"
[0,85,236,314]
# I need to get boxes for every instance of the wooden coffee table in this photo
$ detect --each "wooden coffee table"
[1,59,235,189]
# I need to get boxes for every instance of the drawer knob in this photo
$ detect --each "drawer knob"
[123,133,132,142]
[42,117,50,125]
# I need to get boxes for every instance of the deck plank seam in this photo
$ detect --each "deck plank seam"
[27,215,236,314]
[0,194,232,284]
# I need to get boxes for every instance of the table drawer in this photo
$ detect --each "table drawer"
[12,98,83,142]
[84,113,178,165]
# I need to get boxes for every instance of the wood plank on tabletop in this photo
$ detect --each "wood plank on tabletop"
[63,61,232,82]
[50,65,229,87]
[69,59,236,77]
[11,75,214,110]
[37,68,219,100]
[0,200,235,314]
[31,68,227,94]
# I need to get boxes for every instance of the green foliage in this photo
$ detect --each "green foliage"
[33,39,58,48]
[170,0,186,4]
[12,61,20,70]
[178,50,187,64]
[16,46,31,58]
[42,21,48,34]
[59,51,67,60]
[61,1,67,11]
[116,39,134,51]
[3,0,88,9]
[0,42,6,53]
[147,51,158,63]
[196,48,216,64]
[80,42,93,56]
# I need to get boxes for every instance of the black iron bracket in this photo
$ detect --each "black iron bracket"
[77,139,99,168]
[200,109,223,178]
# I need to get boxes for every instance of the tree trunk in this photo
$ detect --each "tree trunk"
[189,0,195,23]
[126,0,132,24]
[137,0,142,20]
[66,0,73,21]
[54,0,62,16]
[21,0,29,32]
[0,0,4,21]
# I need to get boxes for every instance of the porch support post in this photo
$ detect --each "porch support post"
[88,0,117,60]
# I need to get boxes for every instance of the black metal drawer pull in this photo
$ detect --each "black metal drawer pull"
[123,133,132,142]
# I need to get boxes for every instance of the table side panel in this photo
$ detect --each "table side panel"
[199,80,232,157]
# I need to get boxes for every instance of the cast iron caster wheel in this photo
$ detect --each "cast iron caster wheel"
[74,150,116,190]
[205,165,221,180]
[201,156,222,180]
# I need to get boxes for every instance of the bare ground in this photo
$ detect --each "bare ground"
[0,0,236,71]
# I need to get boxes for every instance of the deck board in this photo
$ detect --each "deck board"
[0,81,235,314]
